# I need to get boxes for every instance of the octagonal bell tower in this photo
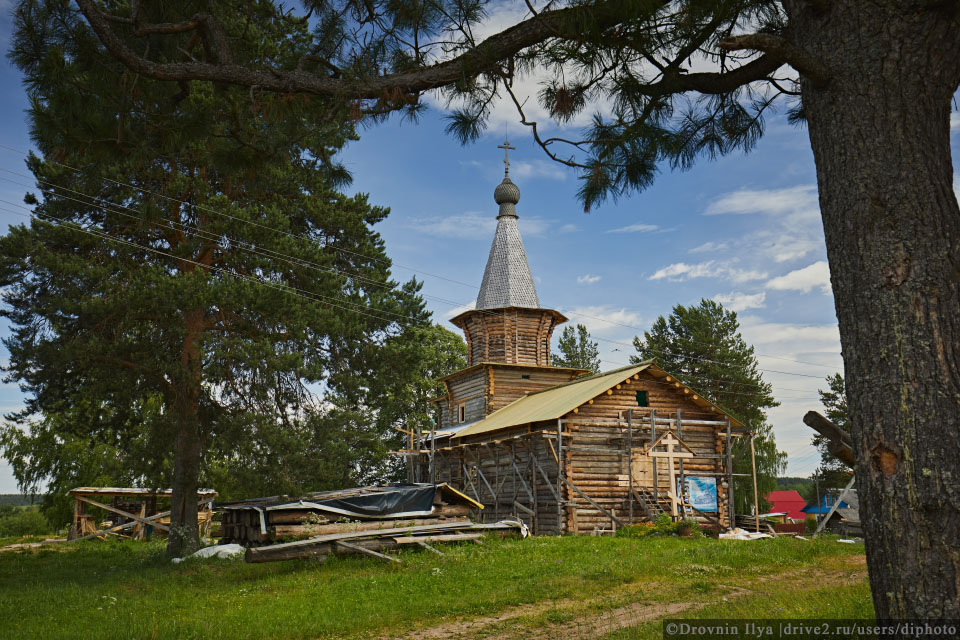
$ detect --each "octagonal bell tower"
[451,141,567,366]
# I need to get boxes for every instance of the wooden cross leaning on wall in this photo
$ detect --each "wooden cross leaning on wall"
[646,432,696,517]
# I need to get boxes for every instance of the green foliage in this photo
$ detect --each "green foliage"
[813,373,852,490]
[0,506,52,537]
[630,299,786,514]
[616,514,701,538]
[552,323,600,372]
[0,1,462,547]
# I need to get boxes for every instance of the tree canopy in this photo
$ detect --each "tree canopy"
[552,323,600,372]
[0,0,462,555]
[69,0,820,211]
[810,372,850,490]
[631,299,786,514]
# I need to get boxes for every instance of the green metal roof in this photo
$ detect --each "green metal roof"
[452,363,652,439]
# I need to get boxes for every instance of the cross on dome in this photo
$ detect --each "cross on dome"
[497,139,516,177]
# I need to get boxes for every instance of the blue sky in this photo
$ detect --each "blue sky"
[0,3,958,492]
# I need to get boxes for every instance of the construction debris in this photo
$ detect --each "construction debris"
[244,519,527,564]
[217,483,482,546]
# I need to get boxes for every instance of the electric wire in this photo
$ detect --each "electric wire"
[0,166,834,384]
[0,142,841,372]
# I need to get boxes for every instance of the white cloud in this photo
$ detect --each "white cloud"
[606,223,660,234]
[444,301,475,319]
[766,261,831,294]
[689,241,729,254]
[650,261,720,281]
[705,185,819,217]
[952,112,960,130]
[702,184,826,264]
[510,160,567,181]
[560,305,643,335]
[713,291,766,312]
[405,211,550,238]
[576,274,601,285]
[649,261,767,283]
[728,268,770,284]
[558,223,579,233]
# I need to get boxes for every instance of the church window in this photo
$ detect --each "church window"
[636,391,649,407]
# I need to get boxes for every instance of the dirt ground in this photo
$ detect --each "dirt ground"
[386,554,868,640]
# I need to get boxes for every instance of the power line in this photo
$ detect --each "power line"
[0,142,842,373]
[1,166,833,384]
[0,204,411,328]
[0,170,472,311]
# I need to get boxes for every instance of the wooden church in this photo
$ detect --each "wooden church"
[414,143,750,535]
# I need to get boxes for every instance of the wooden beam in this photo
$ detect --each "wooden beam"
[336,540,400,563]
[394,533,481,544]
[415,541,445,555]
[513,500,535,516]
[803,411,855,467]
[561,476,625,528]
[76,495,172,532]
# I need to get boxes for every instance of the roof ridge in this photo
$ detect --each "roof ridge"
[524,360,654,398]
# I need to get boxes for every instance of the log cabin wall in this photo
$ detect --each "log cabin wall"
[435,364,584,429]
[426,367,739,535]
[488,366,582,413]
[437,367,488,428]
[451,308,565,367]
[558,373,732,532]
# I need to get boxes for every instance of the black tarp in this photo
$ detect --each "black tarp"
[217,484,439,520]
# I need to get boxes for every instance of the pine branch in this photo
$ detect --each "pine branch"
[75,0,780,101]
[718,33,829,87]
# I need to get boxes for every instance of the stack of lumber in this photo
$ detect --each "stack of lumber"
[218,483,482,546]
[245,519,526,564]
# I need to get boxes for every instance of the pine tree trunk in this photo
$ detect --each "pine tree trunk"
[167,401,202,559]
[166,310,206,559]
[790,1,960,621]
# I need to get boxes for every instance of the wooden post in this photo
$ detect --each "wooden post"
[430,425,436,483]
[406,425,414,483]
[651,409,658,497]
[677,409,684,516]
[529,435,538,534]
[750,432,760,532]
[627,409,633,525]
[726,418,734,530]
[557,419,564,535]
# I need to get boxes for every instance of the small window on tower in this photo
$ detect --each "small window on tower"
[636,391,649,407]
[459,404,466,423]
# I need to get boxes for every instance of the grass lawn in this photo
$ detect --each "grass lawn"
[0,534,871,639]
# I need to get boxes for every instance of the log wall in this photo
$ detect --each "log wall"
[426,369,738,535]
[453,308,563,367]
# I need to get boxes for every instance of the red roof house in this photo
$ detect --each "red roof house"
[766,490,808,521]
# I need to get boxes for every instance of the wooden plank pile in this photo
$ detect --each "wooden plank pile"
[218,483,482,546]
[245,519,526,564]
